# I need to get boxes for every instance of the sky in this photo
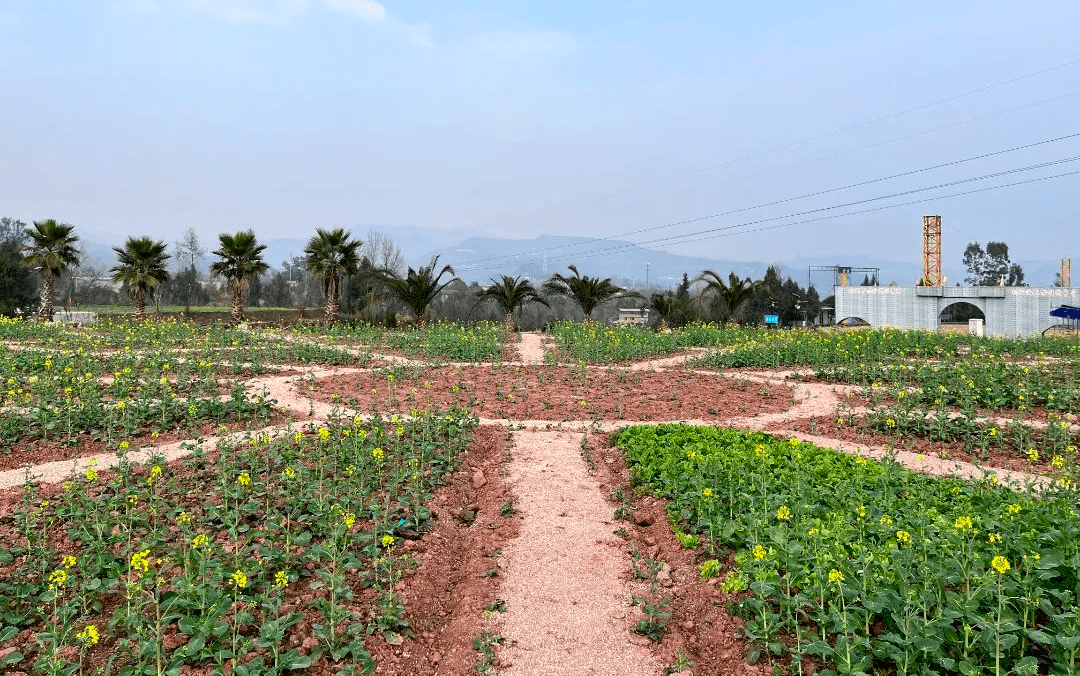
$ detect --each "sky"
[1,0,1078,279]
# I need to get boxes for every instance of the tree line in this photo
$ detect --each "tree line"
[0,217,837,328]
[20,217,1053,329]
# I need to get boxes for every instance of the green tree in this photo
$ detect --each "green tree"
[649,291,678,330]
[963,241,1025,286]
[476,275,550,332]
[111,237,171,319]
[696,269,760,324]
[0,241,36,317]
[371,255,457,326]
[210,230,269,321]
[542,264,636,321]
[21,219,80,321]
[303,228,362,322]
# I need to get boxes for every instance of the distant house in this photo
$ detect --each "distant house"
[615,307,650,326]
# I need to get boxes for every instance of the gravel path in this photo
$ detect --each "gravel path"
[497,429,660,676]
[515,332,546,364]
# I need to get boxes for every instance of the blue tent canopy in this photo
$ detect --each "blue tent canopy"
[1050,305,1080,320]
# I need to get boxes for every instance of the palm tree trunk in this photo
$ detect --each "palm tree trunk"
[134,288,146,319]
[504,310,517,334]
[231,280,245,321]
[323,276,337,322]
[39,269,54,321]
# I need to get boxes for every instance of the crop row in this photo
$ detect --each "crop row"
[0,409,476,674]
[617,424,1080,676]
[816,358,1080,414]
[289,320,506,362]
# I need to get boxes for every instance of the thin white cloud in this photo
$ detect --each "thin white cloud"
[173,0,431,45]
[321,0,386,23]
[477,30,577,59]
[185,0,311,25]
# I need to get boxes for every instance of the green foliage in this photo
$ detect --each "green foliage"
[369,255,456,326]
[696,269,760,323]
[475,275,549,330]
[547,321,743,363]
[303,228,362,321]
[292,320,505,361]
[0,239,36,317]
[542,264,637,320]
[616,424,1080,675]
[0,407,476,673]
[21,219,80,320]
[964,241,1026,286]
[110,236,171,317]
[0,317,360,449]
[210,230,270,320]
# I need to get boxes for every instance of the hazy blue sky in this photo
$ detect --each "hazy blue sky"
[1,1,1077,273]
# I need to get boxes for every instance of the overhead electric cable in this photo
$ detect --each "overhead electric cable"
[489,56,1080,229]
[457,113,1080,271]
[451,134,1080,270]
[456,158,1080,272]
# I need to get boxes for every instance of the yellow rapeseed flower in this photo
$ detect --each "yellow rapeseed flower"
[76,624,100,646]
[828,568,845,584]
[236,471,251,488]
[955,516,973,530]
[991,555,1010,575]
[372,447,385,460]
[776,506,791,521]
[342,512,356,528]
[381,534,395,548]
[274,570,289,587]
[752,544,767,561]
[231,570,248,589]
[48,569,69,590]
[192,534,209,548]
[896,530,911,544]
[130,550,151,577]
[702,488,712,498]
[318,428,330,441]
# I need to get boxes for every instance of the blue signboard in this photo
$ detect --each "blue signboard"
[1051,305,1080,320]
[764,314,779,325]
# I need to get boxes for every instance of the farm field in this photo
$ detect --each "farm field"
[1,318,1078,675]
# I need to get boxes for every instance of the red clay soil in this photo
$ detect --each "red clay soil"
[584,432,772,676]
[310,364,794,422]
[780,414,1064,474]
[0,409,302,473]
[0,426,518,676]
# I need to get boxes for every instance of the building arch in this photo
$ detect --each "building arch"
[836,316,871,327]
[938,301,984,327]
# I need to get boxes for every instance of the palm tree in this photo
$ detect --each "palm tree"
[209,230,269,321]
[21,219,80,320]
[111,237,171,319]
[372,255,457,326]
[303,228,362,323]
[649,291,677,330]
[696,269,760,324]
[476,275,550,332]
[542,264,637,321]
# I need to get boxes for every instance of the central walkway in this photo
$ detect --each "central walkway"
[497,429,660,675]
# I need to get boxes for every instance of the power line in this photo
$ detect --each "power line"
[451,135,1080,270]
[456,158,1080,272]
[454,112,1080,271]
[574,90,1080,224]
[488,55,1080,230]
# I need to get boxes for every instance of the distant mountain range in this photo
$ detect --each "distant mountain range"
[77,226,1065,289]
